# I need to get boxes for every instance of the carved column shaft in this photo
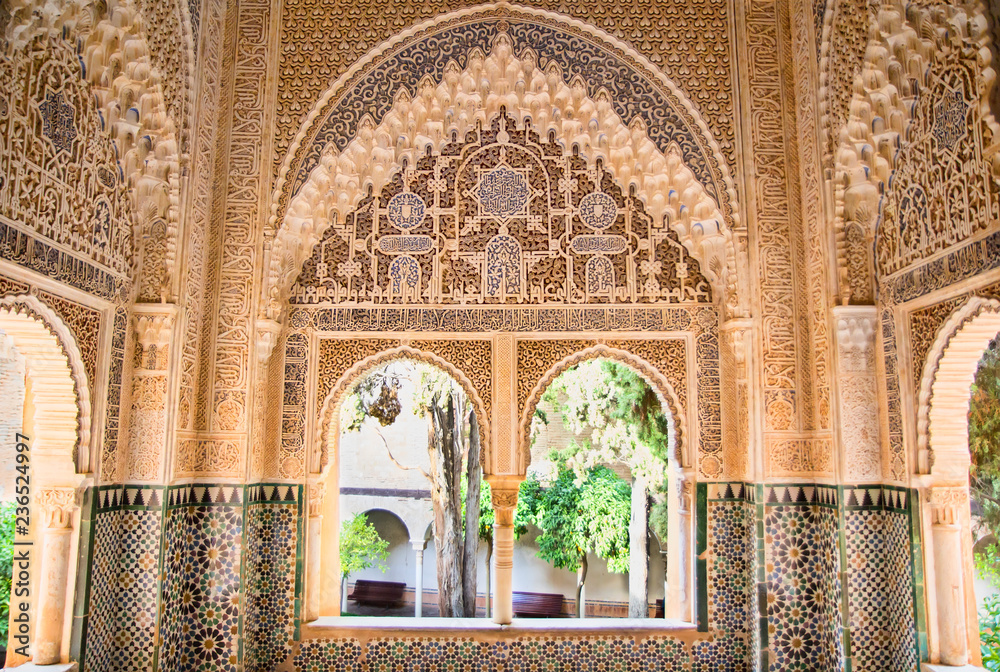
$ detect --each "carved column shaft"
[930,486,970,666]
[34,487,79,665]
[832,307,880,482]
[127,308,177,482]
[489,479,521,625]
[305,482,324,621]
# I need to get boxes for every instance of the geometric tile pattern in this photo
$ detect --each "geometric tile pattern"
[844,486,918,672]
[708,484,756,636]
[112,487,164,672]
[291,635,700,671]
[83,487,124,672]
[244,484,302,672]
[157,485,244,672]
[764,485,843,672]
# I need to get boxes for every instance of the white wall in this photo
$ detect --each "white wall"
[0,334,25,503]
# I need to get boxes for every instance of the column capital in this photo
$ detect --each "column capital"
[487,475,522,526]
[37,487,80,529]
[929,486,968,526]
[255,318,283,365]
[307,481,325,518]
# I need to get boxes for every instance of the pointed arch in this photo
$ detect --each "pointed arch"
[518,344,688,472]
[314,346,491,478]
[0,293,92,479]
[266,6,743,319]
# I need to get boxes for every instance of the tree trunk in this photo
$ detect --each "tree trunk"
[428,394,464,617]
[629,477,649,618]
[575,553,588,618]
[462,411,481,617]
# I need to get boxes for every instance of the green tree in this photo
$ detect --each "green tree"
[534,359,671,540]
[518,466,631,617]
[972,335,1000,544]
[0,502,14,643]
[339,513,389,612]
[972,335,1000,664]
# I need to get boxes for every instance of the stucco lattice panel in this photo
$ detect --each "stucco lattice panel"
[316,339,401,418]
[764,492,843,671]
[83,492,122,672]
[209,0,271,435]
[273,1,736,180]
[0,36,134,278]
[288,110,713,309]
[158,486,243,672]
[37,291,100,393]
[515,339,593,417]
[180,0,225,433]
[410,340,493,421]
[908,280,1000,396]
[746,0,807,445]
[876,60,1000,278]
[880,310,905,481]
[244,486,301,672]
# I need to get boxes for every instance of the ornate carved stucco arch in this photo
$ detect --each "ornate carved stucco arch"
[824,0,999,298]
[0,293,92,479]
[3,0,195,301]
[518,344,687,473]
[314,346,491,478]
[266,4,743,319]
[916,296,1000,480]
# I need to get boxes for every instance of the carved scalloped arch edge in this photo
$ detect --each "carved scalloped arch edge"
[517,344,687,474]
[820,0,1000,299]
[3,0,197,301]
[0,293,93,474]
[916,295,1000,476]
[269,3,739,232]
[313,345,492,480]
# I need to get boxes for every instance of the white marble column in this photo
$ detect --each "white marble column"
[34,488,78,665]
[305,482,324,621]
[490,483,519,624]
[411,539,427,617]
[930,486,970,666]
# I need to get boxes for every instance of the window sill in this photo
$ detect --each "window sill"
[302,616,705,640]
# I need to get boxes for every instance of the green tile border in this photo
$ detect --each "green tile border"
[696,481,708,632]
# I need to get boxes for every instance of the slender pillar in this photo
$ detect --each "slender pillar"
[629,476,648,618]
[490,482,519,624]
[930,486,970,666]
[305,483,324,621]
[34,488,78,664]
[412,539,427,617]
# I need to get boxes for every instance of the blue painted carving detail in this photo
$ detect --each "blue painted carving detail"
[897,184,928,236]
[932,89,968,152]
[386,192,426,230]
[485,234,522,297]
[389,255,420,297]
[585,255,615,295]
[579,192,618,230]
[287,18,726,222]
[474,166,529,219]
[38,91,77,153]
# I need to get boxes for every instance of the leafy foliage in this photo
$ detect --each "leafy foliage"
[972,336,1000,544]
[0,502,13,642]
[517,466,631,574]
[339,513,389,580]
[533,359,672,540]
[982,593,1000,670]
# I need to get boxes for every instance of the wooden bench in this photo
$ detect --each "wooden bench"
[512,591,565,618]
[348,579,407,608]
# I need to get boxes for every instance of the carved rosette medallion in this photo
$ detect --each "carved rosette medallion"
[473,164,530,221]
